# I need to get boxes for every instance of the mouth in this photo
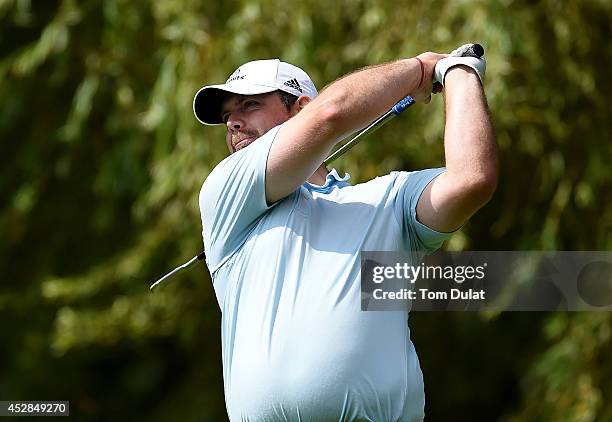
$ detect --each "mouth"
[233,136,255,151]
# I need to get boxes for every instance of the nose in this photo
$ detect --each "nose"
[226,113,244,132]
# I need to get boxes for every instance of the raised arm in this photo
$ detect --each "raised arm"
[265,55,445,203]
[415,65,498,232]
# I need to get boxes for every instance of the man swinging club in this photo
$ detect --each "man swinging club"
[193,44,497,421]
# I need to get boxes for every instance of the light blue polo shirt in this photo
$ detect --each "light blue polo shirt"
[199,124,453,421]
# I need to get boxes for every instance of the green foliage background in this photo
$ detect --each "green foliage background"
[1,0,610,420]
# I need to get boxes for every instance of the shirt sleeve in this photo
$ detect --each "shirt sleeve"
[392,168,457,252]
[199,125,282,273]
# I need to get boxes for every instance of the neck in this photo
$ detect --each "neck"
[307,164,329,186]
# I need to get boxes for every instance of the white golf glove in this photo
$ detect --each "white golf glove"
[433,43,486,88]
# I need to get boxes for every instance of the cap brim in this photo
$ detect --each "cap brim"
[193,83,278,125]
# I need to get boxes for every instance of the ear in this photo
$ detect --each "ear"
[292,95,312,113]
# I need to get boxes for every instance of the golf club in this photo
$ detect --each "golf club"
[150,251,205,291]
[149,44,485,291]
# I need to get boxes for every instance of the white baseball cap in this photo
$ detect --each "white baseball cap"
[193,59,318,125]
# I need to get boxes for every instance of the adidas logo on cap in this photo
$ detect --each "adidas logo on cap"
[283,78,302,93]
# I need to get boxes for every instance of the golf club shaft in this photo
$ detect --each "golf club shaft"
[324,95,416,164]
[150,251,205,291]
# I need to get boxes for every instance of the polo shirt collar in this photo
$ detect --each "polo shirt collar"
[304,168,351,193]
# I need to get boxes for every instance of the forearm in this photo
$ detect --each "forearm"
[312,58,423,141]
[443,66,498,194]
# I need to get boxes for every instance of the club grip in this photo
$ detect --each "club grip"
[432,43,485,93]
[391,95,416,115]
[464,43,484,58]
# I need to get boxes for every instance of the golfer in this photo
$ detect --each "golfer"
[193,47,497,421]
